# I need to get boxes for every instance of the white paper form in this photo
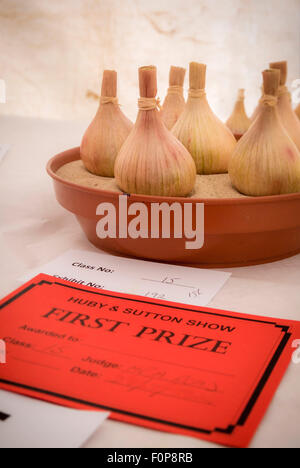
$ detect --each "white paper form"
[20,249,231,307]
[0,390,109,448]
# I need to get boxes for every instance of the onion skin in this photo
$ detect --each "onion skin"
[80,70,133,177]
[226,89,251,141]
[270,61,300,151]
[275,90,300,151]
[172,62,237,175]
[114,66,196,197]
[161,66,186,131]
[81,104,133,177]
[115,109,196,197]
[173,92,237,175]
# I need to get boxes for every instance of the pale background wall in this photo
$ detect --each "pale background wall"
[0,0,299,123]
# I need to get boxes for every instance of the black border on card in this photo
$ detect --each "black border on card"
[0,279,292,436]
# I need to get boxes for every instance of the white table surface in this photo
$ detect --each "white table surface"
[0,115,299,448]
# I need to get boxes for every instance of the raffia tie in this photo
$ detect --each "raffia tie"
[100,96,119,105]
[138,97,161,110]
[277,85,292,102]
[167,85,183,95]
[259,95,278,107]
[277,85,289,97]
[188,88,206,98]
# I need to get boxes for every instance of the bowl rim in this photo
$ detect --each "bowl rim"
[47,147,300,206]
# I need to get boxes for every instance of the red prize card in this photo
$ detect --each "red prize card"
[0,274,299,447]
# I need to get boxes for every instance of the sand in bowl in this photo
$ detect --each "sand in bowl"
[56,160,248,199]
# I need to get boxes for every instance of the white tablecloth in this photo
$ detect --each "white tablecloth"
[0,115,299,448]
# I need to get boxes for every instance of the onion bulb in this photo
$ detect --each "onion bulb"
[114,66,196,197]
[80,70,133,177]
[172,62,237,174]
[161,66,186,130]
[269,61,300,151]
[226,89,251,140]
[229,69,300,196]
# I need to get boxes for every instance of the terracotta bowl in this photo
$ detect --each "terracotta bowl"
[47,147,300,268]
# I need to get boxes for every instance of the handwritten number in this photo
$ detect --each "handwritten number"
[144,291,166,300]
[40,345,66,355]
[188,288,202,298]
[162,277,180,285]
